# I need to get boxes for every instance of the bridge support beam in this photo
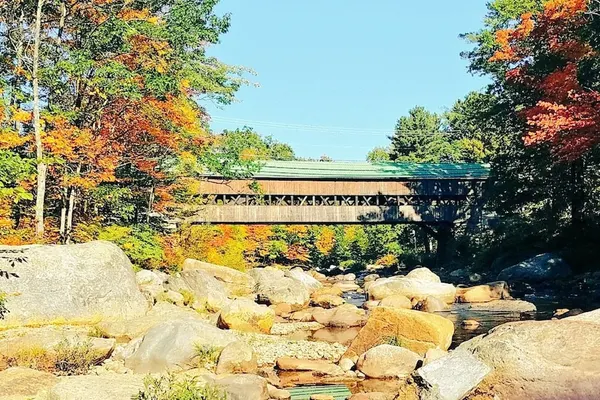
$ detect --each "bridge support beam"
[435,223,454,268]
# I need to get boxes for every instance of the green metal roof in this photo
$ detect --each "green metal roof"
[245,161,490,180]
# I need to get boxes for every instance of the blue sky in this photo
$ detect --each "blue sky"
[205,1,490,160]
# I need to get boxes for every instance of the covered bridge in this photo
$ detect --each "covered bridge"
[189,160,490,226]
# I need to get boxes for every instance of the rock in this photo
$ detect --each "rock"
[368,277,456,303]
[268,384,291,400]
[349,393,396,400]
[165,269,230,311]
[422,348,447,366]
[343,273,356,281]
[0,241,148,326]
[249,268,310,310]
[339,357,355,371]
[414,350,491,400]
[312,304,367,327]
[457,318,600,399]
[183,258,255,296]
[161,289,185,306]
[469,273,482,283]
[497,253,572,283]
[406,267,441,283]
[363,300,380,310]
[0,325,115,360]
[124,319,235,373]
[206,374,270,400]
[216,341,258,375]
[311,294,346,308]
[45,374,145,400]
[273,303,294,317]
[311,286,344,298]
[554,308,584,319]
[312,326,361,346]
[136,269,164,286]
[566,308,600,322]
[286,267,322,292]
[453,299,536,313]
[311,395,334,400]
[276,357,344,376]
[554,308,571,318]
[0,367,58,398]
[449,268,469,279]
[461,319,480,329]
[310,270,327,282]
[364,274,380,282]
[356,344,421,378]
[289,308,316,322]
[344,307,454,358]
[379,294,412,309]
[333,281,361,292]
[98,301,207,341]
[456,281,511,303]
[419,296,448,313]
[218,298,275,334]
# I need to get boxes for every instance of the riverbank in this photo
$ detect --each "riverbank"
[1,241,599,399]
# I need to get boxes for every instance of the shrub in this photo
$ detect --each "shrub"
[53,339,104,375]
[193,344,222,370]
[133,374,227,400]
[4,346,54,371]
[179,290,196,307]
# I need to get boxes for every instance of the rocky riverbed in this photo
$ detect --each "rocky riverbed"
[1,241,599,400]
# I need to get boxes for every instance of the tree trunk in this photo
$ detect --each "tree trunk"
[435,223,453,269]
[146,185,155,224]
[33,0,46,238]
[65,164,81,243]
[59,188,67,240]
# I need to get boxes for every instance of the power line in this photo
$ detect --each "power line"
[211,116,466,136]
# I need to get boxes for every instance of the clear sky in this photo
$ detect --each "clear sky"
[205,1,490,161]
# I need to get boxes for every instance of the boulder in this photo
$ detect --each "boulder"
[124,319,235,373]
[422,348,447,366]
[406,267,441,283]
[0,241,148,326]
[368,277,456,303]
[356,344,421,378]
[456,281,511,303]
[457,318,600,399]
[419,296,448,313]
[414,350,491,400]
[333,281,360,292]
[268,384,291,400]
[250,268,310,310]
[310,270,328,282]
[311,286,344,298]
[311,294,346,309]
[44,374,145,400]
[183,258,255,296]
[364,274,380,283]
[286,267,322,292]
[344,307,454,358]
[312,326,361,346]
[216,341,258,375]
[210,374,269,400]
[98,301,207,341]
[136,269,164,286]
[379,294,412,309]
[0,367,58,398]
[0,325,115,361]
[165,269,230,311]
[312,304,367,327]
[218,298,275,334]
[339,357,355,371]
[290,308,316,322]
[453,299,536,313]
[497,253,572,283]
[363,300,380,310]
[566,308,600,323]
[276,357,344,376]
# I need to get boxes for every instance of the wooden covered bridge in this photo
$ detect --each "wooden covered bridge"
[189,160,490,226]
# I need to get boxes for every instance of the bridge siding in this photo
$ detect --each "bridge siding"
[190,205,464,224]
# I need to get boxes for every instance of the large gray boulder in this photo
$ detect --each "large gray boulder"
[368,276,456,303]
[357,344,421,379]
[497,253,572,283]
[414,350,491,400]
[165,269,230,311]
[124,319,236,373]
[182,259,255,296]
[456,318,600,399]
[0,241,148,326]
[249,267,310,309]
[285,267,322,293]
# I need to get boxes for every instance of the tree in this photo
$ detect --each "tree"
[366,147,390,162]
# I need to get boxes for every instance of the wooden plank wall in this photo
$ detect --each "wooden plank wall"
[189,205,464,224]
[197,179,474,196]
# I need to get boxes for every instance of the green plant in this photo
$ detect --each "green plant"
[193,344,222,369]
[383,336,405,348]
[53,339,104,375]
[4,346,54,371]
[88,325,108,338]
[179,290,196,307]
[133,373,227,400]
